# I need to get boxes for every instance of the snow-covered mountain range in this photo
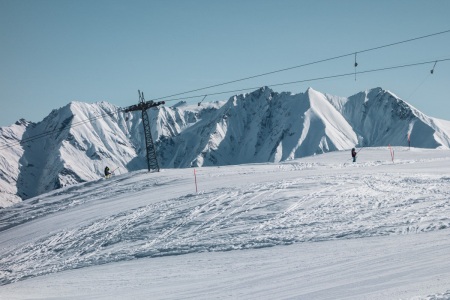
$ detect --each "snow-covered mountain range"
[1,87,450,207]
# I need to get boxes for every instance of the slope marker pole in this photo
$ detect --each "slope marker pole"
[388,144,395,163]
[194,169,198,193]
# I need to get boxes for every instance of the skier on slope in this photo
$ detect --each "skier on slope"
[104,166,112,178]
[351,148,357,162]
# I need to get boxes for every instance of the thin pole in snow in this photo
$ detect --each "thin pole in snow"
[388,144,395,163]
[356,146,364,155]
[194,169,198,193]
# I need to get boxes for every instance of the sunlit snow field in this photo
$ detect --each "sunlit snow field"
[1,147,450,299]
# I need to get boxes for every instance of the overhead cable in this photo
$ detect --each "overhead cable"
[161,58,450,103]
[1,57,448,150]
[0,111,120,150]
[148,29,450,102]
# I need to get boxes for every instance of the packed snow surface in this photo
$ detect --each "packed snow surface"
[1,147,450,299]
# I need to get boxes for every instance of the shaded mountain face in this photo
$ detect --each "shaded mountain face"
[158,87,358,167]
[0,119,28,207]
[1,87,449,206]
[325,88,450,148]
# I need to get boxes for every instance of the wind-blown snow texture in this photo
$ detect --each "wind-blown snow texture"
[1,87,450,207]
[0,148,449,299]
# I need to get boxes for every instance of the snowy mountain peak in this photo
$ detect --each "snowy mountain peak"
[14,118,30,126]
[1,87,450,207]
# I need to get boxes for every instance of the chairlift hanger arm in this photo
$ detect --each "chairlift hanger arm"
[198,94,208,106]
[431,61,438,74]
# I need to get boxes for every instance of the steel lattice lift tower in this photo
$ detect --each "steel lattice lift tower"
[123,90,165,172]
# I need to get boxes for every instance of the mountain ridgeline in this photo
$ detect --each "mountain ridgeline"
[1,87,450,207]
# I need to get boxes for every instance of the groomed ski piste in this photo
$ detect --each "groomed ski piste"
[1,147,450,300]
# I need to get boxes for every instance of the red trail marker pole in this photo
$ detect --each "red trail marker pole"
[388,144,395,163]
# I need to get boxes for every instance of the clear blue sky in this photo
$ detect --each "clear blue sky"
[1,0,449,127]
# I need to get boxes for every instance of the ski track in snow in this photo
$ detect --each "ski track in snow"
[1,154,450,286]
[419,291,450,300]
[0,172,161,232]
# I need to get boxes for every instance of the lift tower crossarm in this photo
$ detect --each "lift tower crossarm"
[122,100,165,113]
[122,90,165,172]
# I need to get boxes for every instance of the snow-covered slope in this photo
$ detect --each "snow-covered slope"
[3,102,143,202]
[326,87,450,148]
[1,87,450,207]
[160,87,358,167]
[1,148,450,299]
[0,119,28,207]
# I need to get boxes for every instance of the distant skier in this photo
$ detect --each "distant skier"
[104,166,112,178]
[351,148,357,162]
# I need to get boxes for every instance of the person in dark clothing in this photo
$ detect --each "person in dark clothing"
[351,148,357,162]
[104,166,112,178]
